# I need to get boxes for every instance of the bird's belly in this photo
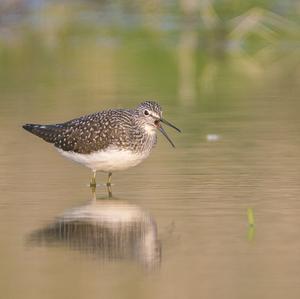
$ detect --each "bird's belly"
[57,148,150,172]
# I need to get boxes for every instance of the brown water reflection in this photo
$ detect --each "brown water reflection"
[28,190,161,270]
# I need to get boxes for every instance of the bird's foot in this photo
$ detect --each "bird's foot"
[90,174,97,188]
[106,184,113,198]
[89,181,97,188]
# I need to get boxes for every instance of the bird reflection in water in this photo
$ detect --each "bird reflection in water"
[28,188,161,270]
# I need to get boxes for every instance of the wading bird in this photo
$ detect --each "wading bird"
[23,101,181,187]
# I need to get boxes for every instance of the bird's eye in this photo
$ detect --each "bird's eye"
[144,110,149,116]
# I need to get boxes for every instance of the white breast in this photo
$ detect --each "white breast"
[57,147,151,172]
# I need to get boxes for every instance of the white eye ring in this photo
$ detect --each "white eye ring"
[144,110,149,116]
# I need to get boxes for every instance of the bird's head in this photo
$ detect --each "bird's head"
[136,100,181,147]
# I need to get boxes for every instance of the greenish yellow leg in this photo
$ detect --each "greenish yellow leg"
[107,172,112,186]
[107,184,112,198]
[90,185,96,200]
[105,172,113,197]
[90,170,97,187]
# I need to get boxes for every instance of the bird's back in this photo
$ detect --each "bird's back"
[23,109,137,154]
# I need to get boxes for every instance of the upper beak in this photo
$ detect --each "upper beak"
[156,118,181,148]
[160,118,181,133]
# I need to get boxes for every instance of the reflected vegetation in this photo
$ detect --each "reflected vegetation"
[28,189,161,270]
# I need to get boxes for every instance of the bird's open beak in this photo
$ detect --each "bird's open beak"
[155,118,181,148]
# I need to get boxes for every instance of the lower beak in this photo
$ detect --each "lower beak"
[158,125,175,148]
[155,118,181,148]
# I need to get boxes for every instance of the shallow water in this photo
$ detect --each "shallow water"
[1,2,300,298]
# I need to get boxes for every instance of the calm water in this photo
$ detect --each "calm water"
[1,2,300,298]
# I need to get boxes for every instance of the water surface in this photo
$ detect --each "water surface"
[0,2,300,298]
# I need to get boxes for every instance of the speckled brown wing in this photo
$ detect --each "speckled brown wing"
[23,108,150,155]
[52,109,135,154]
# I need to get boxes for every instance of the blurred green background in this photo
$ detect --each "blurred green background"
[0,0,299,112]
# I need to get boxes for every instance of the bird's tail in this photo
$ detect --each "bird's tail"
[22,124,61,144]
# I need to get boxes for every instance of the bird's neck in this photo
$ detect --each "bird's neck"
[142,123,156,136]
[130,117,157,153]
[141,132,157,153]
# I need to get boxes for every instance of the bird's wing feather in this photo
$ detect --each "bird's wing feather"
[23,109,134,154]
[54,110,133,154]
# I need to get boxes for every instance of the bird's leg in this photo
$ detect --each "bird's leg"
[106,172,113,198]
[90,170,97,188]
[90,185,97,201]
[107,172,112,186]
[106,185,112,198]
